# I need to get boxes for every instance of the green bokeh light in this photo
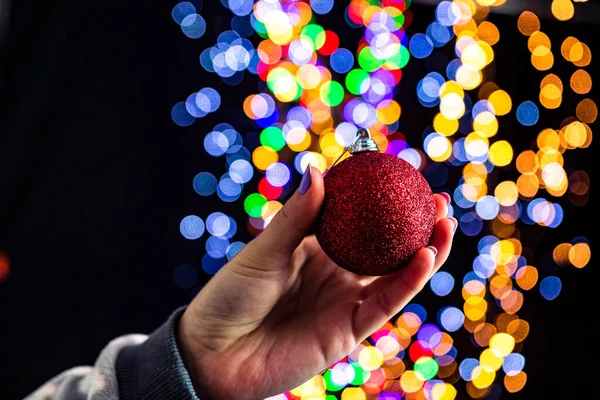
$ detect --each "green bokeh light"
[323,370,345,392]
[301,24,325,50]
[244,193,268,218]
[414,356,439,380]
[350,362,370,385]
[358,46,383,72]
[320,80,345,107]
[260,126,286,151]
[345,69,370,95]
[385,45,410,69]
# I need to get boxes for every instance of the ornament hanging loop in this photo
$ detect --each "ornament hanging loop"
[350,128,380,154]
[325,128,380,175]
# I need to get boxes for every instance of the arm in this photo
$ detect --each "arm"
[26,308,198,400]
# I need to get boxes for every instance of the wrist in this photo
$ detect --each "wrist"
[176,310,214,400]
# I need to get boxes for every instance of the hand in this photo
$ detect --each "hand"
[178,166,456,400]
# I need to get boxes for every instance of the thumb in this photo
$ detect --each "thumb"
[254,165,324,255]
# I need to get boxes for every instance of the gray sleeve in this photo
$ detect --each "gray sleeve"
[25,307,199,400]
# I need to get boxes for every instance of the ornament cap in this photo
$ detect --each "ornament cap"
[350,128,380,154]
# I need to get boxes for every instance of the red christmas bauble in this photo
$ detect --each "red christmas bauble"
[315,151,436,276]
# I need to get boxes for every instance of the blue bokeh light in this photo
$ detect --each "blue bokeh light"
[193,172,218,196]
[311,0,334,15]
[226,241,246,260]
[330,48,355,74]
[430,271,455,296]
[172,2,197,25]
[206,212,231,237]
[503,353,526,376]
[540,276,562,300]
[459,358,480,381]
[180,215,205,240]
[409,33,434,59]
[171,102,195,127]
[516,101,540,126]
[438,306,465,332]
[181,14,207,39]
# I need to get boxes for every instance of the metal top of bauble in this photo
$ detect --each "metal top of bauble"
[349,128,380,154]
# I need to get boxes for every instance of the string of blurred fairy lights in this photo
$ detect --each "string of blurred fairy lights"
[171,0,593,398]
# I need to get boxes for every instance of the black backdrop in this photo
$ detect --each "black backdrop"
[0,1,596,399]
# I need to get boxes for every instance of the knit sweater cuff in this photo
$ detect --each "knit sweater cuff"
[115,307,199,400]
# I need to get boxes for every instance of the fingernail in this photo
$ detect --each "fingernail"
[427,246,438,256]
[449,217,458,233]
[299,166,312,195]
[441,192,451,205]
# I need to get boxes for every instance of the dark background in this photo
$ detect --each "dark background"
[0,1,596,399]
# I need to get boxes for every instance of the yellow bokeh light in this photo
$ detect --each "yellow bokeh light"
[456,64,483,89]
[488,90,512,116]
[542,161,567,189]
[528,32,551,53]
[531,46,554,71]
[472,366,496,389]
[464,296,488,321]
[495,181,519,206]
[480,348,504,371]
[465,132,490,160]
[440,93,466,120]
[541,73,564,92]
[434,113,459,136]
[440,81,466,98]
[551,0,575,21]
[573,43,591,67]
[565,121,588,147]
[454,17,478,38]
[540,83,561,99]
[537,128,561,150]
[489,140,513,167]
[290,375,326,397]
[561,37,582,61]
[264,13,294,45]
[569,242,591,268]
[376,100,401,125]
[431,383,457,400]
[473,111,498,138]
[489,333,515,357]
[400,370,424,393]
[319,132,343,159]
[358,346,384,371]
[300,152,327,174]
[426,135,453,162]
[341,387,367,400]
[252,146,279,171]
